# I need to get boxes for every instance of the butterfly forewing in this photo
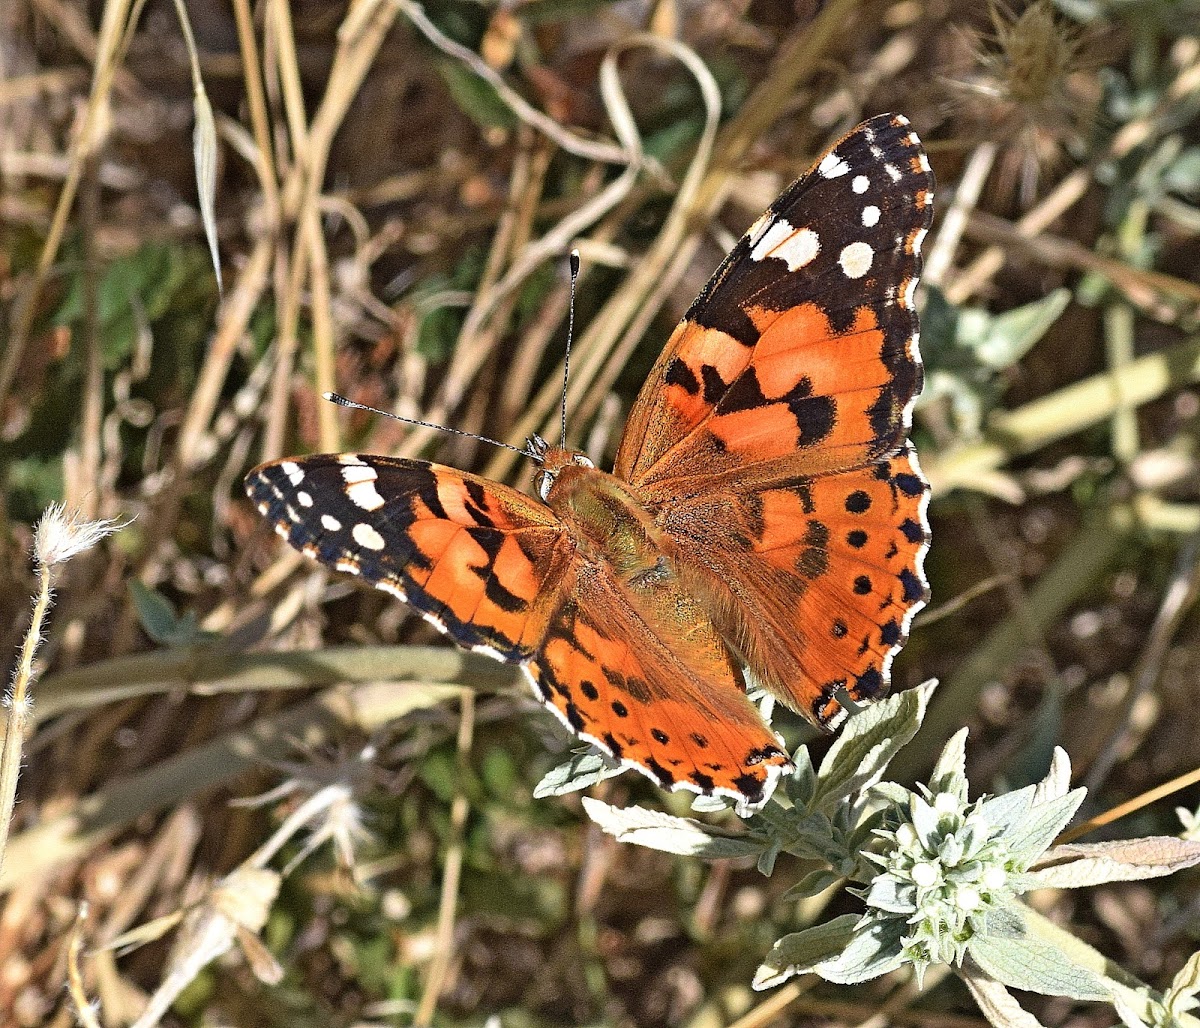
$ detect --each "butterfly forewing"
[615,113,932,488]
[246,454,571,661]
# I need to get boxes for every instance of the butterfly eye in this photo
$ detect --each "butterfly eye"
[536,471,555,501]
[572,454,595,469]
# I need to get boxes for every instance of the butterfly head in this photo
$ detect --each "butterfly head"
[532,446,596,503]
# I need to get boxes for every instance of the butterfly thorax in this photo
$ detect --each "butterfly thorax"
[540,456,668,580]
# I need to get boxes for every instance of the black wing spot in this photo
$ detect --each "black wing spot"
[900,518,924,543]
[900,567,926,602]
[611,700,629,718]
[847,529,868,549]
[832,619,848,638]
[664,356,701,395]
[579,680,599,701]
[691,732,709,749]
[854,575,872,595]
[651,728,670,744]
[846,490,872,514]
[701,364,730,404]
[880,619,901,645]
[484,574,525,613]
[894,472,925,496]
[855,666,885,698]
[604,732,624,759]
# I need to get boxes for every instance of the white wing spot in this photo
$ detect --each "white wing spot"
[321,514,342,531]
[885,163,902,182]
[818,151,850,179]
[352,523,386,550]
[839,241,875,279]
[342,463,385,510]
[903,276,918,309]
[911,227,928,256]
[347,481,385,511]
[918,152,931,172]
[337,454,367,466]
[297,490,313,507]
[378,580,407,600]
[862,205,881,227]
[852,175,870,194]
[280,460,304,485]
[751,219,820,271]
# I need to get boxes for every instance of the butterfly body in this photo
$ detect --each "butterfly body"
[247,113,933,812]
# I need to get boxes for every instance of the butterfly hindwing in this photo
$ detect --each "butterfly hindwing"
[526,559,792,809]
[660,443,930,726]
[246,454,571,661]
[615,114,933,489]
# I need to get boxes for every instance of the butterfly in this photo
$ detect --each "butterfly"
[245,113,933,814]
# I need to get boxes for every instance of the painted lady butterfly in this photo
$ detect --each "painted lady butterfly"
[246,114,933,813]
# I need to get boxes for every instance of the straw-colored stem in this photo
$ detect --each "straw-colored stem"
[415,690,476,1025]
[0,562,54,874]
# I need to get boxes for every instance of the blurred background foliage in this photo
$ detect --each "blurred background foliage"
[1,0,1199,1024]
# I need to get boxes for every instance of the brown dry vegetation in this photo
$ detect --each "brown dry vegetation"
[1,0,1199,1026]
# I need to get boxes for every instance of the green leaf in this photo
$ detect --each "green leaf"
[968,930,1110,1001]
[929,727,969,801]
[753,914,861,989]
[436,59,517,130]
[972,289,1071,370]
[808,915,908,985]
[581,798,768,859]
[129,581,185,646]
[1001,788,1087,867]
[533,749,625,798]
[781,867,844,902]
[810,680,935,814]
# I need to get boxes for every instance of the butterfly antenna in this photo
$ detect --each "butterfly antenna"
[324,393,542,461]
[560,249,580,447]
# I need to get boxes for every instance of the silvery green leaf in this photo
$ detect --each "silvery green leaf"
[973,289,1071,370]
[978,785,1036,837]
[929,727,970,800]
[753,914,860,989]
[786,747,817,809]
[980,904,1027,939]
[192,82,222,293]
[1031,747,1073,805]
[958,961,1050,1028]
[868,781,912,810]
[968,933,1110,1001]
[811,681,935,814]
[1002,789,1087,866]
[811,915,908,984]
[910,792,942,849]
[758,839,781,876]
[863,874,917,914]
[1025,837,1200,889]
[581,798,766,859]
[782,867,844,901]
[847,806,888,852]
[533,749,624,798]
